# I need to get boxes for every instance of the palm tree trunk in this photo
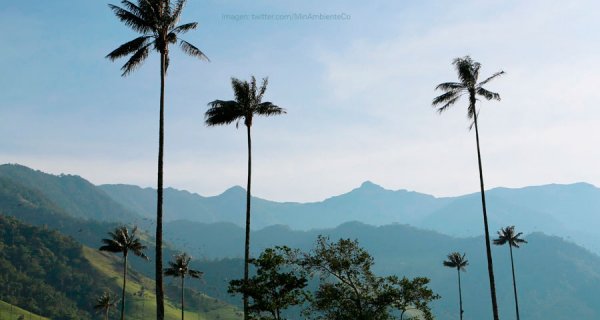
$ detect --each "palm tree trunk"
[181,276,185,320]
[105,308,109,320]
[472,105,500,320]
[509,245,520,320]
[122,254,128,320]
[457,268,463,320]
[243,124,252,320]
[156,50,166,320]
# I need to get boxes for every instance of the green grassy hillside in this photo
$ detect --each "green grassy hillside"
[0,300,48,320]
[83,247,241,320]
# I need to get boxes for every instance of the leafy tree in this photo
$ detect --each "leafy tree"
[228,246,308,320]
[432,56,504,320]
[494,226,527,320]
[205,76,286,319]
[94,291,119,320]
[106,1,208,318]
[301,236,437,320]
[99,226,148,320]
[165,252,203,320]
[443,252,468,320]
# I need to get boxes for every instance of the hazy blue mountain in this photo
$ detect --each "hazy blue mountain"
[166,220,600,320]
[101,180,449,229]
[103,178,600,254]
[0,164,141,223]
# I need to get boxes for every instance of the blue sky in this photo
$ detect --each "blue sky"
[1,0,599,201]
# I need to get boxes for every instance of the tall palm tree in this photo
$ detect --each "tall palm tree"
[100,226,148,320]
[205,76,286,319]
[164,252,203,320]
[443,252,469,320]
[106,2,208,318]
[95,291,119,320]
[432,56,504,320]
[494,226,527,320]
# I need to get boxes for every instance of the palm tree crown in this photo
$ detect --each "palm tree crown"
[106,0,209,76]
[443,252,469,271]
[165,252,203,279]
[100,226,147,320]
[100,226,148,259]
[94,291,118,309]
[494,226,527,248]
[165,252,202,320]
[205,76,285,320]
[494,225,527,320]
[205,76,286,127]
[433,56,504,121]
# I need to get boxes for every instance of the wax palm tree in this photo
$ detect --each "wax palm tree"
[443,252,468,320]
[432,56,504,320]
[106,2,208,318]
[165,253,203,320]
[205,76,286,319]
[100,226,148,320]
[94,291,119,320]
[494,226,527,320]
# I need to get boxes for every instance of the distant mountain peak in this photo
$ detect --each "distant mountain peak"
[359,180,384,190]
[220,185,246,197]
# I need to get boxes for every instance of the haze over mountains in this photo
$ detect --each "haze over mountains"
[101,179,600,255]
[2,163,600,319]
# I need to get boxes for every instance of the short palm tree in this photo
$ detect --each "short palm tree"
[100,226,148,320]
[165,252,203,320]
[205,76,286,319]
[432,56,504,320]
[94,291,119,320]
[443,252,468,320]
[106,2,208,318]
[494,226,527,320]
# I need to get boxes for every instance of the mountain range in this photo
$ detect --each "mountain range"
[100,178,600,255]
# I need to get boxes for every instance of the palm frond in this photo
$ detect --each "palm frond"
[249,76,258,104]
[179,40,209,61]
[188,269,203,279]
[119,0,145,18]
[231,77,250,106]
[108,4,153,34]
[205,100,244,126]
[432,90,461,106]
[171,22,197,34]
[478,71,505,86]
[106,36,151,61]
[164,268,182,277]
[432,91,463,114]
[255,102,286,116]
[435,82,465,92]
[256,77,269,102]
[120,43,152,76]
[476,87,501,101]
[170,0,187,26]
